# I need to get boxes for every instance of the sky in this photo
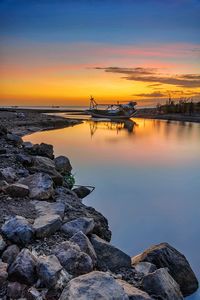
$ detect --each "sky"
[0,0,200,106]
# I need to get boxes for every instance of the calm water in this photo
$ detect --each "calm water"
[24,118,200,299]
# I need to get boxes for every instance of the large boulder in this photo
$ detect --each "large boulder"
[59,271,129,300]
[33,214,62,238]
[61,217,95,238]
[5,183,29,198]
[31,156,63,185]
[90,234,131,272]
[2,244,20,265]
[1,216,34,246]
[70,231,97,265]
[32,200,65,219]
[132,243,198,296]
[37,255,63,288]
[0,167,17,183]
[54,155,72,174]
[19,173,54,200]
[28,143,54,159]
[8,249,38,285]
[116,279,153,300]
[141,268,183,300]
[54,241,93,276]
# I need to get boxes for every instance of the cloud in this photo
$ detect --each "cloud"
[134,91,165,97]
[95,67,200,88]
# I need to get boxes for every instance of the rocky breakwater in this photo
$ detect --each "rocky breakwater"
[0,123,199,299]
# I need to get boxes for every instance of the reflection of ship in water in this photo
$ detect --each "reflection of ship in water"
[86,119,137,137]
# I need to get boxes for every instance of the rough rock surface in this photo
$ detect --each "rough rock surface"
[2,244,20,265]
[61,217,95,237]
[54,155,72,174]
[0,167,17,183]
[27,143,54,159]
[5,183,29,197]
[1,215,34,246]
[117,279,153,300]
[32,200,65,219]
[72,186,91,199]
[134,262,157,276]
[132,242,198,296]
[0,234,6,253]
[59,271,129,300]
[33,214,62,238]
[90,234,131,271]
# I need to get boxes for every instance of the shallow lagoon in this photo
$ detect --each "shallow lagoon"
[24,118,200,299]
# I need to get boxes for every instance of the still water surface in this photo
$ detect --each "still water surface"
[24,118,200,299]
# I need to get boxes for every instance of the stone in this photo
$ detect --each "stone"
[0,167,17,183]
[22,141,33,150]
[70,231,97,264]
[132,242,198,296]
[0,148,7,154]
[26,287,44,300]
[19,173,54,200]
[2,245,20,265]
[5,183,29,197]
[33,214,62,238]
[0,124,7,136]
[1,215,34,246]
[59,271,129,300]
[16,153,33,166]
[61,217,95,237]
[72,186,91,199]
[8,249,38,285]
[134,262,157,276]
[0,261,8,286]
[54,241,93,276]
[117,279,153,300]
[29,143,54,159]
[90,234,131,272]
[0,234,6,253]
[0,180,9,192]
[6,133,23,145]
[54,155,72,174]
[37,255,63,288]
[141,268,183,300]
[7,282,27,299]
[32,200,65,219]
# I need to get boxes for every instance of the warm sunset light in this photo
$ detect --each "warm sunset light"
[0,1,200,106]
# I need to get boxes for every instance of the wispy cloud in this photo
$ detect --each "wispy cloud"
[95,67,200,88]
[134,91,165,98]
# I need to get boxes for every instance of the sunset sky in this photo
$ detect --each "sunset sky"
[0,0,200,106]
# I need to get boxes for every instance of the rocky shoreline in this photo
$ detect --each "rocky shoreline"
[0,111,198,299]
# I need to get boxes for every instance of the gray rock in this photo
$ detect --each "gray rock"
[37,255,63,287]
[8,249,38,285]
[0,180,9,192]
[0,167,17,183]
[32,200,65,219]
[54,155,72,174]
[73,186,91,199]
[70,231,97,264]
[31,156,63,185]
[16,153,33,166]
[31,143,54,159]
[26,287,43,300]
[59,271,129,300]
[141,268,183,300]
[134,262,157,276]
[0,124,7,136]
[19,173,54,200]
[132,242,198,296]
[117,279,153,300]
[54,241,93,276]
[61,217,95,237]
[5,183,29,197]
[22,141,33,150]
[6,133,23,145]
[0,234,6,253]
[7,282,27,299]
[33,214,62,238]
[2,245,20,265]
[0,261,8,286]
[1,216,34,246]
[90,234,131,272]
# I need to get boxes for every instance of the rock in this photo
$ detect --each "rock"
[0,261,8,286]
[141,268,183,300]
[54,155,72,174]
[16,153,33,166]
[117,279,153,300]
[1,215,34,246]
[61,217,95,237]
[26,287,44,300]
[29,143,54,159]
[0,167,17,183]
[0,180,9,192]
[37,255,63,288]
[70,231,97,264]
[19,173,54,200]
[8,249,38,285]
[22,141,33,150]
[73,186,91,199]
[6,133,23,145]
[0,234,6,253]
[134,262,157,276]
[32,200,65,219]
[5,183,29,197]
[7,282,27,299]
[132,242,198,296]
[54,241,93,276]
[59,271,129,300]
[33,214,62,238]
[90,234,131,272]
[31,156,63,185]
[2,245,20,265]
[0,124,7,136]
[0,148,7,154]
